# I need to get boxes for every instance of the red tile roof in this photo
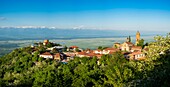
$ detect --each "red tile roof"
[64,52,76,57]
[77,52,86,55]
[86,53,96,57]
[114,42,120,44]
[85,50,94,53]
[54,53,60,57]
[77,52,102,58]
[70,46,78,49]
[125,42,134,45]
[40,52,52,55]
[131,46,142,49]
[144,48,149,51]
[95,49,102,51]
[130,51,143,55]
[105,48,119,51]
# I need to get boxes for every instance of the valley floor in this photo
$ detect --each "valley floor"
[0,36,154,57]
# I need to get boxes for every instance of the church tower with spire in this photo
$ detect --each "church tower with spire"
[136,31,140,45]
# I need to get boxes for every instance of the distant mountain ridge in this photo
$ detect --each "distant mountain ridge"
[0,28,165,41]
[0,28,133,40]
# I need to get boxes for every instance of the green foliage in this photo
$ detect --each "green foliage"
[46,43,53,48]
[0,33,170,86]
[52,48,59,53]
[62,46,68,52]
[129,36,131,42]
[38,46,46,53]
[98,46,108,50]
[98,46,103,50]
[75,48,80,52]
[137,39,144,47]
[47,42,61,48]
[114,44,118,48]
[126,36,131,42]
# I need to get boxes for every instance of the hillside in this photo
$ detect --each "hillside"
[0,33,170,87]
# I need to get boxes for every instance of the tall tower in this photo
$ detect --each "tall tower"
[136,31,140,45]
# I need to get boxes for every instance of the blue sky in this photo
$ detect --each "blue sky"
[0,0,170,31]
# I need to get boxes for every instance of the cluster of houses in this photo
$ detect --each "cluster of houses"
[37,31,146,62]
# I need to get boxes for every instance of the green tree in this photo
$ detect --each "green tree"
[46,43,53,48]
[98,46,103,50]
[75,48,80,52]
[62,46,68,52]
[137,39,144,47]
[52,48,59,53]
[98,46,108,50]
[129,36,131,42]
[1,33,170,86]
[133,33,170,86]
[101,52,134,87]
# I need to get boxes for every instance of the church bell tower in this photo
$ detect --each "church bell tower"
[136,31,140,45]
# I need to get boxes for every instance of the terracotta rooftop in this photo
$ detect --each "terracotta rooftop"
[94,49,102,51]
[114,42,120,44]
[125,42,134,45]
[77,52,87,55]
[122,52,131,55]
[40,52,52,55]
[54,53,60,57]
[105,48,119,51]
[144,48,149,51]
[85,50,94,53]
[132,46,142,49]
[130,51,144,55]
[70,46,78,49]
[86,53,96,57]
[64,52,76,57]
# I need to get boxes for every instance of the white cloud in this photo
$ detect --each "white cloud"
[73,25,85,29]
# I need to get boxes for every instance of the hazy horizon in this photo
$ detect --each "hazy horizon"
[0,0,170,31]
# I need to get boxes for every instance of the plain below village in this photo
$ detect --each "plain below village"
[31,31,147,63]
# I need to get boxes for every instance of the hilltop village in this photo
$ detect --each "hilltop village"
[31,31,147,63]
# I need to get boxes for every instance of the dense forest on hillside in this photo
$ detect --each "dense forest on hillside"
[0,33,170,87]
